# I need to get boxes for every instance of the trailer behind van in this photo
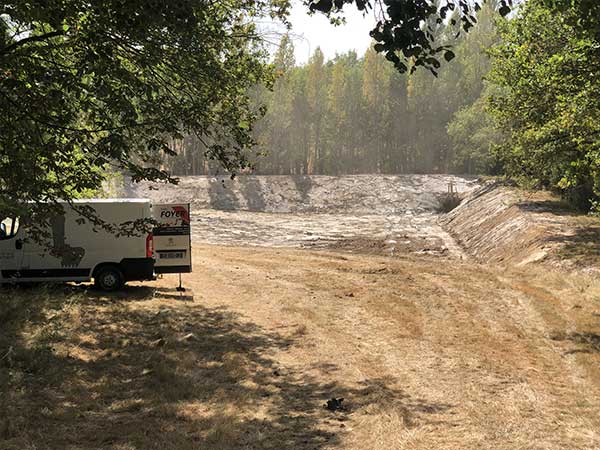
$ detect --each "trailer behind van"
[0,199,162,291]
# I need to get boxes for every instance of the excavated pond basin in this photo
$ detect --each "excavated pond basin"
[129,174,479,257]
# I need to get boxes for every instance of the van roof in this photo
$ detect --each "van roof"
[69,198,151,204]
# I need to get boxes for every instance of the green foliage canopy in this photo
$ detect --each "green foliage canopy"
[447,85,503,174]
[0,0,289,220]
[305,0,513,74]
[165,1,502,177]
[488,0,600,209]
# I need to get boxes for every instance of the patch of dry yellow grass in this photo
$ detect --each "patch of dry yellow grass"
[1,246,600,449]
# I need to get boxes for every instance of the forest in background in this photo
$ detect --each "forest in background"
[164,1,500,176]
[163,0,600,211]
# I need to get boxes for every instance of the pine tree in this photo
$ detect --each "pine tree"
[305,47,327,174]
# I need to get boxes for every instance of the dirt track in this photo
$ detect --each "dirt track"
[4,245,599,449]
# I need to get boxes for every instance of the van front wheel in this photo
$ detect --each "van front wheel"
[94,266,125,291]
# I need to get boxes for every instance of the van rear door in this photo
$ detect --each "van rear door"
[152,203,192,274]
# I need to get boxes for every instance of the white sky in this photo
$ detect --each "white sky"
[265,1,378,65]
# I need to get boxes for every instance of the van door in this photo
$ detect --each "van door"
[0,217,25,279]
[152,203,192,274]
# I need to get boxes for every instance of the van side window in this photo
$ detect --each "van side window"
[0,217,19,240]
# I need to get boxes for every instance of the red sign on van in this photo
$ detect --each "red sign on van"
[154,204,191,236]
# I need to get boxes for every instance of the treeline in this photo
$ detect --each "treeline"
[164,1,500,176]
[164,0,600,210]
[254,2,502,176]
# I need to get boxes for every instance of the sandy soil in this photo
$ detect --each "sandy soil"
[130,174,478,214]
[2,245,600,450]
[190,209,464,257]
[443,183,600,271]
[131,175,476,258]
[3,176,600,449]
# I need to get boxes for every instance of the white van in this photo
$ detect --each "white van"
[0,199,158,291]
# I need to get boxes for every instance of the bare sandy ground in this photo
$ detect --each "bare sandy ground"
[130,174,478,214]
[3,245,600,449]
[190,209,465,257]
[131,174,477,257]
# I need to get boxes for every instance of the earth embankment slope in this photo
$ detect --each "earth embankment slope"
[441,182,600,270]
[130,174,477,214]
[130,175,599,269]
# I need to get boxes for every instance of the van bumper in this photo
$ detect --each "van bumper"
[120,258,155,281]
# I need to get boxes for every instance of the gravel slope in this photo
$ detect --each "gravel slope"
[129,174,478,214]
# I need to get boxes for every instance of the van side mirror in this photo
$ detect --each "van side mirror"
[15,239,23,250]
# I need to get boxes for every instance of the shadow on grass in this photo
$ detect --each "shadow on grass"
[515,198,600,268]
[0,285,452,449]
[551,331,600,354]
[516,199,579,217]
[549,227,600,267]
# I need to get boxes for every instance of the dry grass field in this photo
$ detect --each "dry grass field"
[2,245,600,449]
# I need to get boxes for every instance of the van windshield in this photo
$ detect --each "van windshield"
[0,217,19,240]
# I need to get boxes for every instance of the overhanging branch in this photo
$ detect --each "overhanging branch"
[0,30,65,56]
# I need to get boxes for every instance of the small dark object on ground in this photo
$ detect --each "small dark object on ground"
[325,397,348,412]
[151,337,166,347]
